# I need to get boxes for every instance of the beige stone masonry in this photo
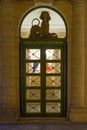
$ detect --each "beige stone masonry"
[71,0,85,106]
[70,107,87,123]
[0,0,18,109]
[70,0,87,122]
[85,2,87,106]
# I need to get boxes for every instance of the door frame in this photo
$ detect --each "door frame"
[19,38,67,117]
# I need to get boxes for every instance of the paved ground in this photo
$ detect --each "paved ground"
[0,123,87,130]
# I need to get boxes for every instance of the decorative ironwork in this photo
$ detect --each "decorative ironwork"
[26,62,40,73]
[46,103,60,113]
[26,49,40,60]
[20,39,67,117]
[26,76,40,87]
[26,89,40,100]
[46,89,61,100]
[46,62,61,73]
[29,11,58,39]
[46,49,61,60]
[46,76,61,87]
[26,102,41,113]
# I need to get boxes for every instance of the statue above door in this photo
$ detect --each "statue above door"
[20,7,66,38]
[29,11,58,39]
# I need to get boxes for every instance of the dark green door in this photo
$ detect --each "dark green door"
[20,39,67,117]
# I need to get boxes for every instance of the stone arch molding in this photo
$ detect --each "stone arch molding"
[20,6,67,39]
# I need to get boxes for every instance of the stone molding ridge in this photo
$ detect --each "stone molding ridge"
[33,0,54,6]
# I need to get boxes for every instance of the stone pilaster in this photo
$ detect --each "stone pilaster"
[0,0,18,123]
[1,0,14,108]
[0,1,2,107]
[85,1,87,106]
[70,0,87,122]
[71,0,85,106]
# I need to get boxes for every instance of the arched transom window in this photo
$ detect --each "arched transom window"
[20,7,66,38]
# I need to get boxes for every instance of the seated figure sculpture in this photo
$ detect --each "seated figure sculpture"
[40,11,50,37]
[29,11,58,38]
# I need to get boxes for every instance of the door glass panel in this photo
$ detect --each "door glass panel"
[26,62,40,73]
[20,40,66,117]
[46,62,61,73]
[46,102,60,113]
[26,76,40,87]
[46,89,61,100]
[26,89,40,100]
[26,49,40,60]
[46,76,61,87]
[46,49,61,60]
[26,102,41,113]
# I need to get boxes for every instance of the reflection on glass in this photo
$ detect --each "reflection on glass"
[26,62,40,73]
[46,89,61,100]
[46,49,61,60]
[46,76,61,87]
[26,89,40,100]
[46,102,60,113]
[26,102,41,113]
[26,76,40,87]
[46,62,61,73]
[26,49,40,60]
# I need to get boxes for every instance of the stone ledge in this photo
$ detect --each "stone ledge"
[18,117,69,124]
[70,107,87,123]
[0,108,18,123]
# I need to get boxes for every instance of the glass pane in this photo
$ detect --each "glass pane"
[21,8,66,38]
[26,62,40,73]
[26,76,40,87]
[26,102,41,113]
[26,89,40,100]
[26,49,40,60]
[46,102,61,113]
[46,76,61,87]
[46,89,61,100]
[46,49,61,60]
[46,63,61,73]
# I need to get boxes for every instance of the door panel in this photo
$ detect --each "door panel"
[20,39,67,117]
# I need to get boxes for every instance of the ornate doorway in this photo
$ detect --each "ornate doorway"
[20,7,67,117]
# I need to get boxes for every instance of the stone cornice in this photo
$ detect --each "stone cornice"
[0,0,87,4]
